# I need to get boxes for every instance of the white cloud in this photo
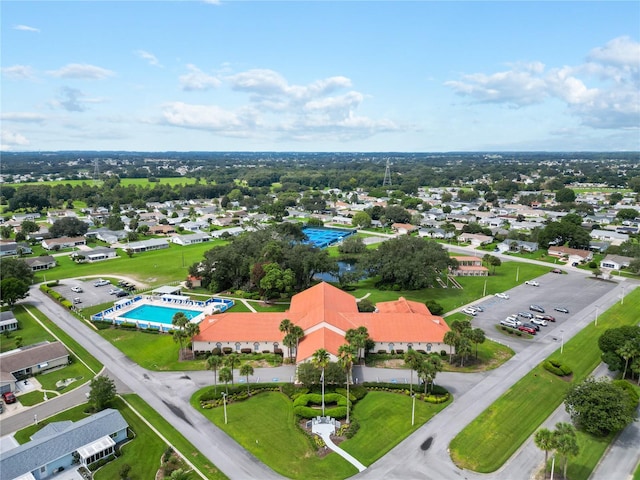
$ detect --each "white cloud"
[160,102,253,133]
[2,65,35,80]
[1,112,46,124]
[445,37,640,129]
[1,130,29,151]
[179,64,221,91]
[228,69,289,95]
[134,50,162,67]
[47,63,115,80]
[51,87,104,112]
[14,24,40,33]
[202,0,222,5]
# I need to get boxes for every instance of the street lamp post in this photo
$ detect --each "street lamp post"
[560,330,565,354]
[222,392,228,424]
[595,305,599,327]
[483,279,487,297]
[516,266,519,282]
[621,285,626,305]
[411,394,416,426]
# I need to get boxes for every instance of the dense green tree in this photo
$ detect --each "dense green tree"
[555,187,576,203]
[89,375,117,411]
[0,258,35,284]
[338,344,357,423]
[206,355,223,393]
[417,354,442,394]
[356,298,375,312]
[599,326,640,373]
[351,211,372,229]
[0,225,12,239]
[259,263,295,300]
[20,220,39,234]
[49,217,89,238]
[616,208,639,221]
[564,376,637,436]
[0,278,30,306]
[425,300,444,315]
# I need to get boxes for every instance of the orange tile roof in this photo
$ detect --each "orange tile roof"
[193,282,451,361]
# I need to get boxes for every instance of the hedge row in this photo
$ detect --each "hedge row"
[294,405,348,419]
[293,393,348,408]
[199,383,283,403]
[543,359,573,377]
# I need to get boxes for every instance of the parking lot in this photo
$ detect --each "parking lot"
[462,271,619,353]
[52,278,125,309]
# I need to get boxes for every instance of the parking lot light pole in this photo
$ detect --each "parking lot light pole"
[560,330,564,354]
[222,393,228,424]
[411,394,416,426]
[595,305,599,327]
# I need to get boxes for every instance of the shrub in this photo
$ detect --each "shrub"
[210,347,222,356]
[345,418,360,438]
[440,350,447,357]
[92,320,113,330]
[543,359,573,377]
[222,347,232,355]
[395,349,404,355]
[350,385,368,400]
[613,380,639,406]
[240,348,252,354]
[118,322,138,330]
[61,300,73,309]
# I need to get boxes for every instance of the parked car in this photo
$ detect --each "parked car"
[94,279,110,287]
[115,290,128,298]
[523,322,540,331]
[531,318,548,327]
[462,307,478,316]
[529,304,545,313]
[500,318,518,328]
[554,307,569,313]
[71,286,83,293]
[524,280,539,286]
[470,305,484,312]
[551,268,563,274]
[518,325,536,335]
[495,292,510,299]
[73,297,82,304]
[518,311,534,319]
[2,392,16,404]
[536,314,556,322]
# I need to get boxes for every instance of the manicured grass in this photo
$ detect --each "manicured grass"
[0,307,55,353]
[340,391,451,464]
[17,389,59,406]
[349,261,550,314]
[450,288,640,473]
[36,360,91,393]
[32,240,227,287]
[565,431,614,480]
[121,394,227,480]
[445,338,515,372]
[193,391,358,479]
[22,304,103,374]
[251,301,291,313]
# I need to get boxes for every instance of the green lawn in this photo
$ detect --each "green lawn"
[32,240,228,287]
[340,391,451,464]
[192,389,450,479]
[0,307,55,353]
[3,177,199,188]
[193,391,358,479]
[17,389,59,406]
[36,360,92,393]
[450,288,640,473]
[121,394,227,480]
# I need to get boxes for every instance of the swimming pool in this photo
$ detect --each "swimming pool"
[302,227,355,248]
[120,304,201,325]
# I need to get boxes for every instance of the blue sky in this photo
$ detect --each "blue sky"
[2,1,639,152]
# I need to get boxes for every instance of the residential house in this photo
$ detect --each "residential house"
[171,232,212,246]
[391,223,418,235]
[600,254,634,271]
[0,242,18,257]
[456,233,493,248]
[0,311,18,334]
[11,213,39,223]
[121,238,169,254]
[210,227,245,238]
[41,236,86,250]
[193,282,452,360]
[0,341,69,382]
[149,224,176,235]
[24,256,57,271]
[548,246,593,264]
[82,246,118,262]
[590,229,629,246]
[450,256,489,277]
[0,408,128,480]
[496,240,539,253]
[418,228,455,240]
[46,210,77,221]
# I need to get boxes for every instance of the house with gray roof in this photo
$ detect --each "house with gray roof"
[0,341,69,381]
[600,254,635,271]
[0,408,128,480]
[23,256,56,272]
[0,310,18,333]
[120,238,169,253]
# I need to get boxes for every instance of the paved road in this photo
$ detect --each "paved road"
[10,275,638,480]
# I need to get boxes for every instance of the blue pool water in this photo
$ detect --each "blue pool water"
[120,304,201,325]
[303,227,355,248]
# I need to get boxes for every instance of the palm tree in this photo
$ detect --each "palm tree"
[171,312,189,359]
[239,363,254,394]
[218,367,232,395]
[224,353,239,385]
[346,326,369,363]
[312,348,330,416]
[443,330,458,363]
[617,340,636,379]
[470,328,486,359]
[289,325,304,363]
[338,344,356,424]
[403,349,423,396]
[279,318,293,361]
[169,469,192,480]
[206,355,222,393]
[456,337,472,367]
[631,357,640,385]
[419,355,443,394]
[553,423,579,479]
[534,428,555,479]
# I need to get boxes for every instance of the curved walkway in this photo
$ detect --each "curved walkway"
[313,423,366,472]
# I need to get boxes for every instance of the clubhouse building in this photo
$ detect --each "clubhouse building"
[192,282,451,362]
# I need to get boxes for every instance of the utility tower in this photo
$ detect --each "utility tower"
[382,158,392,187]
[93,159,100,184]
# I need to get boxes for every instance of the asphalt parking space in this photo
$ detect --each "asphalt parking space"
[466,271,618,350]
[53,279,117,308]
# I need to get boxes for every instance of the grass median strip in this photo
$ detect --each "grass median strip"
[450,287,640,473]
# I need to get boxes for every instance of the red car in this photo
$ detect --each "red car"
[2,391,16,404]
[551,268,562,274]
[518,325,536,335]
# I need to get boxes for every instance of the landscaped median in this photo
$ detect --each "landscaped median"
[191,382,452,479]
[449,287,640,478]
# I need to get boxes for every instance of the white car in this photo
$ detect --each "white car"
[525,280,539,287]
[94,279,110,287]
[71,286,83,293]
[462,307,478,316]
[500,318,518,328]
[531,318,548,327]
[495,292,510,299]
